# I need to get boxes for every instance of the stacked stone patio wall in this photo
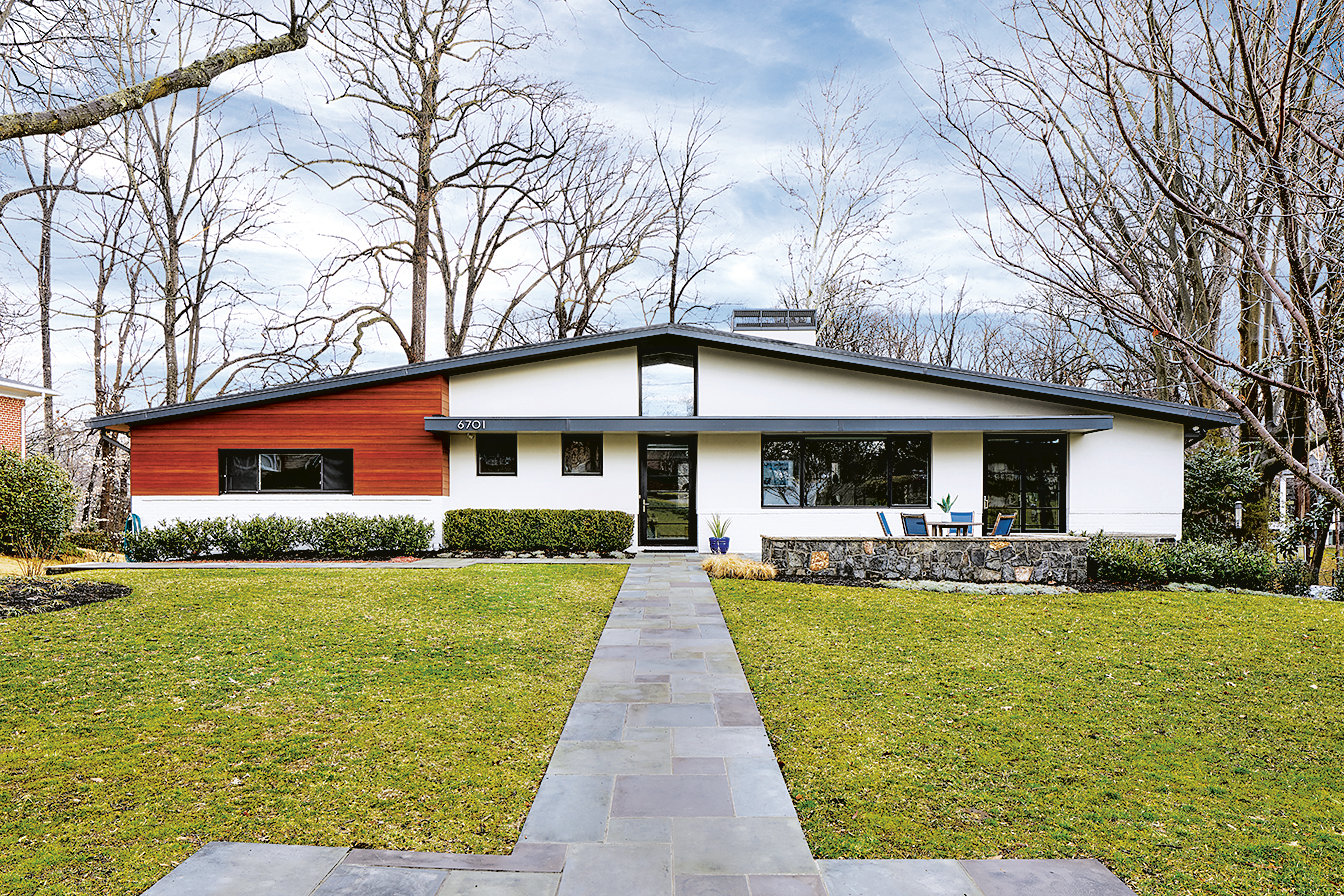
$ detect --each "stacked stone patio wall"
[762,535,1089,585]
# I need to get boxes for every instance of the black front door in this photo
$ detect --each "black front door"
[640,437,696,546]
[983,436,1067,532]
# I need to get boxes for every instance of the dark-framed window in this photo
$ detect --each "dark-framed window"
[562,434,603,475]
[218,450,353,494]
[761,435,930,508]
[984,435,1066,532]
[639,347,696,416]
[476,433,518,476]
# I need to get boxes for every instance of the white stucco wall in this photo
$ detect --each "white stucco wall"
[448,348,638,417]
[1068,415,1185,536]
[697,348,1086,418]
[447,432,638,516]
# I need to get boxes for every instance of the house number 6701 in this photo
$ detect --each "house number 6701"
[457,419,486,430]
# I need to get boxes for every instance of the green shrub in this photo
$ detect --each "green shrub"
[155,519,215,559]
[441,508,633,553]
[124,513,435,561]
[307,513,433,556]
[1276,559,1315,596]
[1088,533,1167,583]
[227,516,308,560]
[1183,444,1261,542]
[0,449,76,555]
[122,529,163,562]
[66,529,121,553]
[1164,540,1277,591]
[1088,533,1279,590]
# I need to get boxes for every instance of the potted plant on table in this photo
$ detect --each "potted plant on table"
[937,493,958,514]
[708,514,731,554]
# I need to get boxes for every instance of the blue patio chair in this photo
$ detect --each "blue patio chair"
[876,511,892,536]
[900,512,928,537]
[990,512,1016,536]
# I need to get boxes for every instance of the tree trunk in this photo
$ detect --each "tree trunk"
[37,193,54,453]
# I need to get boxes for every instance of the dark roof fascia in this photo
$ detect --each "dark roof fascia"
[88,323,1239,429]
[425,415,1115,434]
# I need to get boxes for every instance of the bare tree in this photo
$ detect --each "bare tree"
[298,0,572,362]
[489,125,666,345]
[771,70,919,349]
[930,0,1344,567]
[0,0,332,142]
[89,0,333,403]
[645,103,735,324]
[431,94,578,356]
[60,185,154,528]
[0,133,97,452]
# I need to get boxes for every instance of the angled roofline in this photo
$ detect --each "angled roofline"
[86,323,1241,430]
[0,377,57,399]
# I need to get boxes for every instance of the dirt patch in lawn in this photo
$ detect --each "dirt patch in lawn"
[0,577,131,618]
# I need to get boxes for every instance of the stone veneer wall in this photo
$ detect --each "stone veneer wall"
[762,535,1090,585]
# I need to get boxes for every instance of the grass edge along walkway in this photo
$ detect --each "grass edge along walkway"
[0,565,624,896]
[715,579,1344,896]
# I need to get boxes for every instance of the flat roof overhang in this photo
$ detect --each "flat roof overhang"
[424,415,1114,434]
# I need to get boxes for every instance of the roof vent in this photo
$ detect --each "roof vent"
[730,308,818,346]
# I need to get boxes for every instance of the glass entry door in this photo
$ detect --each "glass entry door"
[983,436,1067,533]
[640,437,696,546]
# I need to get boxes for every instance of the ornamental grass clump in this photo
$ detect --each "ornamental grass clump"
[701,554,777,580]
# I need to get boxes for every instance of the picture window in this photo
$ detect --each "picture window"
[218,450,353,494]
[760,435,930,507]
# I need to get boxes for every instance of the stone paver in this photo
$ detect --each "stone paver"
[138,554,1142,896]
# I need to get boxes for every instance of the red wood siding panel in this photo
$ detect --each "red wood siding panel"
[440,379,451,496]
[129,376,450,496]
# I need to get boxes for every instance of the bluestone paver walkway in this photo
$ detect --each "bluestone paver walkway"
[140,553,1137,896]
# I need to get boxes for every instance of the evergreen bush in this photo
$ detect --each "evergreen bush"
[123,513,433,561]
[441,508,633,553]
[1088,533,1279,591]
[0,449,76,556]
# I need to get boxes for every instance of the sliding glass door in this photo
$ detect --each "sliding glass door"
[983,436,1067,533]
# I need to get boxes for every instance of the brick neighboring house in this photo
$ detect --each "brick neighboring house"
[0,378,54,458]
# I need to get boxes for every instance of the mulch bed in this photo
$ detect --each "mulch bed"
[1,577,132,618]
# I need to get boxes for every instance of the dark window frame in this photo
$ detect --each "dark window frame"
[561,433,604,476]
[638,345,698,417]
[476,433,519,476]
[982,434,1067,533]
[759,434,931,509]
[217,449,354,495]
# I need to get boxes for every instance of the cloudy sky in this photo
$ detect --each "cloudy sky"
[3,0,1023,403]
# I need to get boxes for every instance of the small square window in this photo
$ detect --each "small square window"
[562,434,603,475]
[476,434,518,475]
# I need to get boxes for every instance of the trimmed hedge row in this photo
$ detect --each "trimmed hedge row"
[1088,534,1284,591]
[124,513,434,561]
[442,508,633,553]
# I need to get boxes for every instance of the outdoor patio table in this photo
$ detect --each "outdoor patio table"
[930,522,974,536]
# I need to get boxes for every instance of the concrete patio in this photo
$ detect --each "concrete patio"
[140,553,1137,896]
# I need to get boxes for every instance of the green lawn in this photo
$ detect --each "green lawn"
[715,581,1344,896]
[0,566,624,896]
